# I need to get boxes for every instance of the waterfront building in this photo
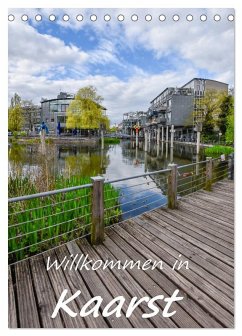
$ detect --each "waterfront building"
[40,92,107,135]
[41,92,74,134]
[122,78,229,142]
[122,111,147,137]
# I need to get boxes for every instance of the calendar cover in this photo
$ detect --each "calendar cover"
[8,8,234,328]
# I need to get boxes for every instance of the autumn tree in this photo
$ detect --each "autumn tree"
[66,86,110,131]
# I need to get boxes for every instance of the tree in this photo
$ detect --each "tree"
[8,105,24,132]
[21,100,39,131]
[66,86,109,131]
[226,113,234,144]
[75,86,103,104]
[193,89,226,136]
[218,95,234,135]
[10,93,21,108]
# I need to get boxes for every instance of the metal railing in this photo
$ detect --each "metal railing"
[8,156,233,264]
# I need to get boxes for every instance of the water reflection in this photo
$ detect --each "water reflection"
[8,140,203,218]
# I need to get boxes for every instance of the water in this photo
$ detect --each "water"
[8,140,204,218]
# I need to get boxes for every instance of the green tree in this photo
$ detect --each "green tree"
[75,86,103,104]
[218,95,234,135]
[193,89,226,136]
[225,109,234,144]
[8,105,24,132]
[66,86,109,130]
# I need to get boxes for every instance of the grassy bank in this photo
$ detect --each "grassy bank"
[103,137,120,144]
[204,145,234,157]
[8,175,121,262]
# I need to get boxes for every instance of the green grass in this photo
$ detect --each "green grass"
[204,145,234,157]
[8,175,121,262]
[103,137,120,144]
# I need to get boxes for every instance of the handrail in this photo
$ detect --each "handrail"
[8,183,92,203]
[8,158,223,203]
[105,168,171,184]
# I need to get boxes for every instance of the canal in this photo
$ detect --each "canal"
[9,140,206,219]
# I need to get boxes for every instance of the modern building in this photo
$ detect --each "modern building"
[122,78,229,142]
[41,92,74,134]
[41,91,107,135]
[148,87,194,139]
[182,78,229,125]
[122,111,147,136]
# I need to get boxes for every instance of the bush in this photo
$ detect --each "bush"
[204,145,234,157]
[103,137,120,144]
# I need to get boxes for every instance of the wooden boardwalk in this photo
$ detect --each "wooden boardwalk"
[9,180,234,328]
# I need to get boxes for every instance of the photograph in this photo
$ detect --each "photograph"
[8,8,234,328]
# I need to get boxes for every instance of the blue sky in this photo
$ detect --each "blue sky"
[8,8,234,123]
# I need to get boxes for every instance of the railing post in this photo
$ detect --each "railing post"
[90,176,105,245]
[228,154,234,180]
[205,157,213,191]
[167,163,178,209]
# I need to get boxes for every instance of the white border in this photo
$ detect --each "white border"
[1,1,241,336]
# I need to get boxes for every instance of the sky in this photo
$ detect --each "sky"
[8,8,235,124]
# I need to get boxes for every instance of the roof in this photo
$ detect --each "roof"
[150,87,170,104]
[181,78,228,88]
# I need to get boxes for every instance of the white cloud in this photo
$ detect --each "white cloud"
[8,8,235,123]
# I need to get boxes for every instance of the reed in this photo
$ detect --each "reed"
[8,175,121,262]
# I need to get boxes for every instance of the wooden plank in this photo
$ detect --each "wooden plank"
[144,211,234,275]
[153,209,234,258]
[184,195,234,218]
[212,185,234,193]
[55,244,108,328]
[174,207,234,239]
[129,217,234,298]
[66,241,133,328]
[93,242,183,328]
[119,222,234,313]
[178,201,234,228]
[152,209,234,266]
[181,194,234,217]
[202,188,234,199]
[42,249,86,328]
[197,189,234,204]
[110,225,233,327]
[103,232,206,328]
[30,255,64,328]
[105,228,223,328]
[8,267,18,328]
[15,260,40,327]
[178,199,234,229]
[165,209,234,250]
[77,238,153,328]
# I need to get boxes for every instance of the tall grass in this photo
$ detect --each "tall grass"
[8,175,121,262]
[204,145,234,157]
[103,137,120,144]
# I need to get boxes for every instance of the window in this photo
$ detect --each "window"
[61,104,69,112]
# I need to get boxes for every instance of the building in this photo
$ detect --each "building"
[41,92,74,134]
[182,78,228,125]
[122,78,229,142]
[41,92,107,135]
[122,111,147,136]
[148,87,194,139]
